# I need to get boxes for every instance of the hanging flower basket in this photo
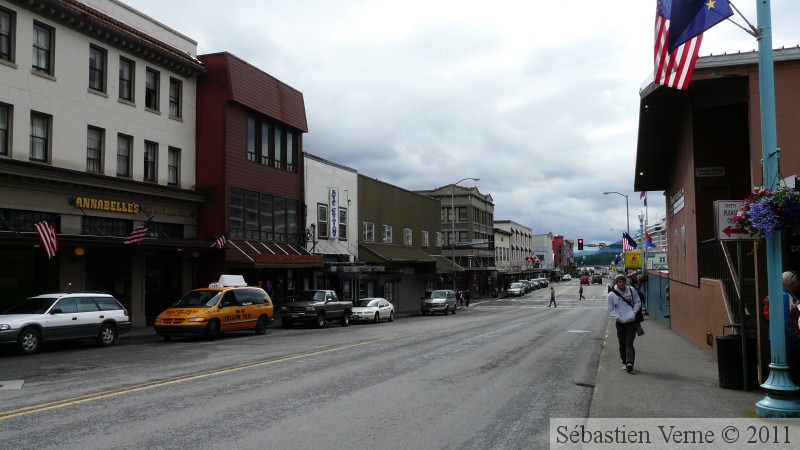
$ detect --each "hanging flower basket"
[733,187,800,239]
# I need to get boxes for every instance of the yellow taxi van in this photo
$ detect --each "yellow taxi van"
[153,275,273,340]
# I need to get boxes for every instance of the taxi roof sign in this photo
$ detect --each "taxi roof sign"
[210,274,248,288]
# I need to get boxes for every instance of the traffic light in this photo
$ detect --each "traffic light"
[578,238,584,251]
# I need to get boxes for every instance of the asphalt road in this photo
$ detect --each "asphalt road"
[0,282,611,450]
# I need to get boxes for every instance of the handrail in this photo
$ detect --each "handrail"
[719,240,741,300]
[698,239,743,324]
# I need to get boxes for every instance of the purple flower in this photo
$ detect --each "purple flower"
[748,198,780,236]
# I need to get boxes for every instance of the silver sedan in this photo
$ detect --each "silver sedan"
[351,298,395,323]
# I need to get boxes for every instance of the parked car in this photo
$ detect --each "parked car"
[529,279,541,290]
[154,275,274,340]
[562,274,572,281]
[580,276,590,285]
[536,277,549,287]
[507,283,525,297]
[280,290,352,328]
[351,298,394,323]
[421,290,457,315]
[592,274,603,284]
[519,280,532,293]
[0,292,132,355]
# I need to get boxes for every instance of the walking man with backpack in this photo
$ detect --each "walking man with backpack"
[608,274,641,373]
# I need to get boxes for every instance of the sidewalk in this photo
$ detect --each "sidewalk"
[589,317,763,418]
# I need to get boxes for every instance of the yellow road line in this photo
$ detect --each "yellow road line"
[1,323,480,420]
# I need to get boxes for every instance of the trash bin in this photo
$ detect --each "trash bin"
[716,327,757,390]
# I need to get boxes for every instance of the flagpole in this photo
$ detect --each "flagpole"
[754,0,800,418]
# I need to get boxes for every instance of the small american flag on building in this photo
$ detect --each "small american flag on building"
[124,223,149,245]
[211,231,230,249]
[35,219,59,259]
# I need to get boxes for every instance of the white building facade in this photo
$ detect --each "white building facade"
[303,152,360,298]
[0,0,206,325]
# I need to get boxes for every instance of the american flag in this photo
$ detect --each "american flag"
[35,219,59,259]
[622,232,638,252]
[124,223,149,245]
[654,0,702,90]
[211,232,229,249]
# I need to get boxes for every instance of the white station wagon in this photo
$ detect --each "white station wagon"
[0,292,132,355]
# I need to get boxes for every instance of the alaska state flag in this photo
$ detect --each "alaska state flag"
[668,0,733,53]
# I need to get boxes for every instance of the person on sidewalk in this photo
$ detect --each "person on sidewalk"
[608,274,641,373]
[579,285,585,301]
[781,271,800,385]
[548,287,557,308]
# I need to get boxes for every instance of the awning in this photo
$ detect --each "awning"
[235,240,324,268]
[359,242,437,265]
[433,255,464,273]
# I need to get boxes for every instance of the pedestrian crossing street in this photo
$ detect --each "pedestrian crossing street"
[472,297,609,310]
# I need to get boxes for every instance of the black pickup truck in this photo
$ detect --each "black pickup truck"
[279,290,352,328]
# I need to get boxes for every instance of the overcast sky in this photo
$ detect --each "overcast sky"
[122,0,800,248]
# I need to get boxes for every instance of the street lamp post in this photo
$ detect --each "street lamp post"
[603,191,629,271]
[451,177,480,291]
[638,210,647,314]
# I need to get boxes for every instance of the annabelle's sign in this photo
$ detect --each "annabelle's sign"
[70,196,140,214]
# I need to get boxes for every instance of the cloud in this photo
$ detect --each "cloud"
[122,0,800,245]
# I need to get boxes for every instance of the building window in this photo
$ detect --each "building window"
[274,197,286,241]
[228,189,297,242]
[287,199,298,242]
[144,141,157,182]
[404,228,412,246]
[82,216,128,237]
[246,114,257,162]
[422,230,429,247]
[459,207,467,222]
[32,22,53,74]
[260,193,273,240]
[317,204,328,239]
[338,208,347,241]
[0,8,14,63]
[286,131,295,172]
[119,57,134,101]
[435,232,442,247]
[30,112,49,162]
[363,222,374,242]
[89,45,106,92]
[273,125,284,169]
[116,134,131,177]
[169,77,182,118]
[0,103,9,156]
[244,113,299,172]
[86,126,103,173]
[145,68,159,111]
[245,190,259,239]
[260,121,271,165]
[382,225,393,244]
[167,147,180,186]
[230,187,244,237]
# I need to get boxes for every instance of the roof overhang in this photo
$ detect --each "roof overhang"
[359,242,437,265]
